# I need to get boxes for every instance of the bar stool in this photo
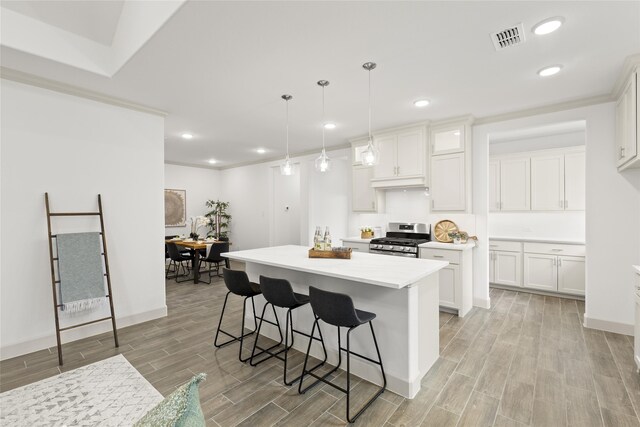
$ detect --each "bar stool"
[249,276,328,386]
[215,268,277,362]
[298,286,386,423]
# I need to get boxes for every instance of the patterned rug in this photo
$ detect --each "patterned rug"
[0,354,163,426]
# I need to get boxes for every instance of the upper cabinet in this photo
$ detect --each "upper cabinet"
[616,68,639,170]
[491,147,585,212]
[370,125,428,188]
[430,117,474,212]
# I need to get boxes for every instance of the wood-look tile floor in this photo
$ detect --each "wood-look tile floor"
[2,265,639,426]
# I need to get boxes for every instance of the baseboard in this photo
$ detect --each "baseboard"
[0,306,168,361]
[473,296,491,310]
[584,314,634,336]
[489,284,584,301]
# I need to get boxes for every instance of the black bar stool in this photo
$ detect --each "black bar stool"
[249,276,328,385]
[298,286,386,423]
[215,268,278,362]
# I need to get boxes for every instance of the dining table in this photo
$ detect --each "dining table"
[166,239,230,284]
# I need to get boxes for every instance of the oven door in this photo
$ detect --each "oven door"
[370,249,417,258]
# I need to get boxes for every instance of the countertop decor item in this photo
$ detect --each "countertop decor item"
[309,247,352,259]
[434,220,458,243]
[361,227,374,239]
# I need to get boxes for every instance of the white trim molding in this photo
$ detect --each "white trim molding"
[473,296,491,310]
[584,314,634,336]
[0,306,168,361]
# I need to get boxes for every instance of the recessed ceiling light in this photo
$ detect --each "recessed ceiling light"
[413,99,430,107]
[538,65,562,77]
[453,131,461,136]
[256,148,266,154]
[323,123,336,129]
[207,159,217,164]
[181,133,193,139]
[532,17,564,35]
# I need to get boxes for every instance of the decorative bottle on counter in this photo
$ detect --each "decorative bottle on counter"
[323,227,332,251]
[314,226,323,250]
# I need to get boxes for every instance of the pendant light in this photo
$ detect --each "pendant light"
[280,94,294,176]
[315,80,331,172]
[361,62,380,166]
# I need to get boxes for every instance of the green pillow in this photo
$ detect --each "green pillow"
[135,373,207,427]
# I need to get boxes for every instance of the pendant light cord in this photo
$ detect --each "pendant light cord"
[285,99,290,157]
[368,68,372,141]
[321,85,326,150]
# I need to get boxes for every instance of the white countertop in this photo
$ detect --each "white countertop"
[634,265,640,275]
[419,241,476,251]
[223,245,448,289]
[341,237,374,244]
[489,236,585,245]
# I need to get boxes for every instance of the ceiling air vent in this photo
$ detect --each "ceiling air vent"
[491,23,526,51]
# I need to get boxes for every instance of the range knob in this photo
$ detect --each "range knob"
[389,246,395,250]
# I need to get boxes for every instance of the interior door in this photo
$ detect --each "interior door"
[557,255,585,295]
[500,157,530,211]
[494,251,522,287]
[396,129,424,177]
[531,154,565,211]
[373,135,397,179]
[272,166,301,246]
[524,253,557,291]
[489,160,501,211]
[564,151,586,210]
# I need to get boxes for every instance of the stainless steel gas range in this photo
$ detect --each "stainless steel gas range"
[369,222,431,258]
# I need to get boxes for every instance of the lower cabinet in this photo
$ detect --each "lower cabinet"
[341,240,370,253]
[420,246,473,317]
[493,251,522,287]
[523,254,558,291]
[557,256,586,295]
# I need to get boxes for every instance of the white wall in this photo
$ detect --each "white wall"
[474,103,640,334]
[219,148,351,252]
[0,80,167,359]
[164,163,222,236]
[488,212,585,242]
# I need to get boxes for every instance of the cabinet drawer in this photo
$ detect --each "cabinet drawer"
[523,242,585,257]
[489,240,522,252]
[420,248,460,265]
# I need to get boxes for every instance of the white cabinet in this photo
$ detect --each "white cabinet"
[419,246,473,317]
[500,157,531,211]
[616,69,638,169]
[557,256,585,295]
[634,268,640,371]
[352,166,378,212]
[494,251,522,287]
[564,151,586,210]
[524,253,558,291]
[531,154,565,211]
[489,160,501,212]
[491,147,585,212]
[431,152,465,211]
[372,127,426,183]
[430,117,473,213]
[431,127,465,155]
[341,240,370,253]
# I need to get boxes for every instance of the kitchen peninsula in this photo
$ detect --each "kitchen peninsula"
[223,245,448,398]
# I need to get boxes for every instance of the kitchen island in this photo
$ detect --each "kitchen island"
[223,245,448,398]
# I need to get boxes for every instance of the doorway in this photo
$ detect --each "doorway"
[271,164,301,246]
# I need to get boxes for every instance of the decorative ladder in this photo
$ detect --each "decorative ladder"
[44,193,119,365]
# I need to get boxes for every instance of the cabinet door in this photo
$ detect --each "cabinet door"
[342,241,370,253]
[494,251,522,287]
[431,152,465,211]
[439,264,460,309]
[373,135,397,179]
[616,89,628,167]
[352,166,376,212]
[489,251,496,283]
[557,255,585,295]
[564,151,585,210]
[500,158,530,211]
[396,129,424,177]
[432,127,464,155]
[489,160,501,211]
[524,254,557,291]
[531,154,565,211]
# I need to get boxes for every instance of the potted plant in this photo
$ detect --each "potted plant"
[448,230,469,244]
[205,200,231,241]
[360,227,374,239]
[189,216,211,241]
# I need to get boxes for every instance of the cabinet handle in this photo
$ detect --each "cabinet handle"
[558,258,562,267]
[553,258,556,265]
[431,200,435,209]
[559,200,563,208]
[564,200,568,209]
[397,166,400,175]
[371,201,375,209]
[551,249,563,252]
[621,146,626,158]
[489,245,498,247]
[432,255,444,258]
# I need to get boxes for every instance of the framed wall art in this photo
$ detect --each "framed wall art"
[164,189,186,227]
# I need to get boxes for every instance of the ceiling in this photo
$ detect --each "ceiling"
[1,1,639,168]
